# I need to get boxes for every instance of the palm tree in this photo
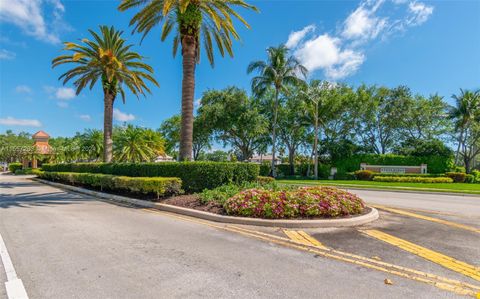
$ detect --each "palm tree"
[114,125,165,162]
[52,26,159,162]
[448,89,480,170]
[79,129,104,161]
[247,45,307,177]
[118,0,257,161]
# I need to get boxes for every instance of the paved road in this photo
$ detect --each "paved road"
[0,175,478,298]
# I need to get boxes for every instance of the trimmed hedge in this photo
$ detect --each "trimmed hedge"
[354,170,374,181]
[15,168,43,175]
[445,172,466,183]
[373,176,453,183]
[41,162,259,192]
[8,163,22,173]
[39,171,182,199]
[334,154,454,175]
[256,176,275,185]
[372,173,446,178]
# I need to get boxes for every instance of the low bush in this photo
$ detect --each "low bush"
[259,162,270,176]
[225,186,365,219]
[39,171,182,199]
[472,170,480,183]
[445,172,466,183]
[15,168,43,175]
[41,162,259,192]
[373,176,453,183]
[256,176,275,185]
[465,174,475,183]
[8,163,22,173]
[199,181,282,205]
[354,170,374,181]
[372,173,445,178]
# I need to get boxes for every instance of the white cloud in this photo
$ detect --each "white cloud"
[0,49,15,60]
[0,0,67,44]
[0,116,42,127]
[113,108,135,122]
[55,87,75,100]
[288,0,434,80]
[286,25,316,49]
[79,114,91,122]
[15,85,32,94]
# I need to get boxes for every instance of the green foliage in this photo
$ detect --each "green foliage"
[199,180,280,205]
[472,170,480,183]
[445,172,467,183]
[394,138,453,158]
[354,170,374,181]
[372,173,445,178]
[42,162,259,192]
[113,124,165,162]
[225,186,365,219]
[0,131,32,163]
[465,174,475,183]
[15,168,43,175]
[372,176,453,183]
[259,162,270,176]
[334,154,453,175]
[39,172,182,199]
[256,176,275,185]
[8,163,22,173]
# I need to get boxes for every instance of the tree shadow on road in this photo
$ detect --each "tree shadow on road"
[0,188,93,209]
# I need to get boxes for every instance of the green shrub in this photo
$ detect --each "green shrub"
[199,180,282,205]
[334,154,453,176]
[464,174,475,183]
[445,172,466,183]
[225,186,365,219]
[256,176,275,185]
[39,171,182,199]
[372,176,453,183]
[354,170,374,181]
[15,168,43,175]
[259,162,270,176]
[8,163,22,173]
[472,170,480,183]
[41,162,259,192]
[372,173,445,178]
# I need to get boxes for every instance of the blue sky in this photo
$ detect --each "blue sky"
[0,0,479,137]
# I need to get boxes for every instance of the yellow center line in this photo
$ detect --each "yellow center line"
[362,229,480,282]
[372,205,480,234]
[140,208,480,296]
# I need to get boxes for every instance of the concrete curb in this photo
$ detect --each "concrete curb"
[33,178,379,228]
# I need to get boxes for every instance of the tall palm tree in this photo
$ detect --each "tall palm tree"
[118,0,257,161]
[448,89,480,167]
[52,26,159,162]
[247,45,307,177]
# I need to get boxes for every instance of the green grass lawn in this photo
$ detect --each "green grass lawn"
[279,179,480,195]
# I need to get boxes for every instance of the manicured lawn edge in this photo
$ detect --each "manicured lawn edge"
[279,180,480,197]
[33,178,379,228]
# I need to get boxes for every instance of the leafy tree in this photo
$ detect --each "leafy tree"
[78,129,104,162]
[277,86,309,175]
[159,114,212,160]
[52,26,158,162]
[113,125,165,162]
[119,0,257,161]
[357,85,411,154]
[198,87,268,161]
[247,45,307,176]
[448,89,480,172]
[197,150,230,162]
[0,131,32,163]
[394,138,453,158]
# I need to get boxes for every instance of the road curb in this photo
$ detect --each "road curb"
[33,178,379,228]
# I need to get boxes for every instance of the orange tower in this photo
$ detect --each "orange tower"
[22,131,52,168]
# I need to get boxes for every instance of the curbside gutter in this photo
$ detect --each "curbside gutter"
[33,178,379,228]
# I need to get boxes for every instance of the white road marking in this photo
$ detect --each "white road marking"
[0,233,28,299]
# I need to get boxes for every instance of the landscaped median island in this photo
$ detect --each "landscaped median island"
[36,162,373,225]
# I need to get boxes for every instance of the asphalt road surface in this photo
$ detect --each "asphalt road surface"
[1,174,479,298]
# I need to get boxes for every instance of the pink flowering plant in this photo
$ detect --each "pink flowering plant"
[224,186,365,219]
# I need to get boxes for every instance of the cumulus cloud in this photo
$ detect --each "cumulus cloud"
[0,116,42,127]
[0,0,68,44]
[79,114,91,122]
[44,86,76,100]
[0,49,16,60]
[113,108,135,122]
[286,25,316,49]
[287,0,434,80]
[15,85,32,94]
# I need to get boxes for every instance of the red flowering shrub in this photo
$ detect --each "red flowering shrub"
[224,186,365,219]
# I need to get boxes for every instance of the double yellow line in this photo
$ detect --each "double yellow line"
[140,208,480,297]
[363,229,480,282]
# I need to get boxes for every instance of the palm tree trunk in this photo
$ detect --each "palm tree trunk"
[270,89,279,177]
[454,129,464,166]
[314,101,319,180]
[103,91,115,162]
[179,36,196,161]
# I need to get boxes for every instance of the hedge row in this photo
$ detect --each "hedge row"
[41,162,259,192]
[372,173,446,178]
[334,154,454,175]
[8,163,22,173]
[39,171,182,199]
[372,176,453,183]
